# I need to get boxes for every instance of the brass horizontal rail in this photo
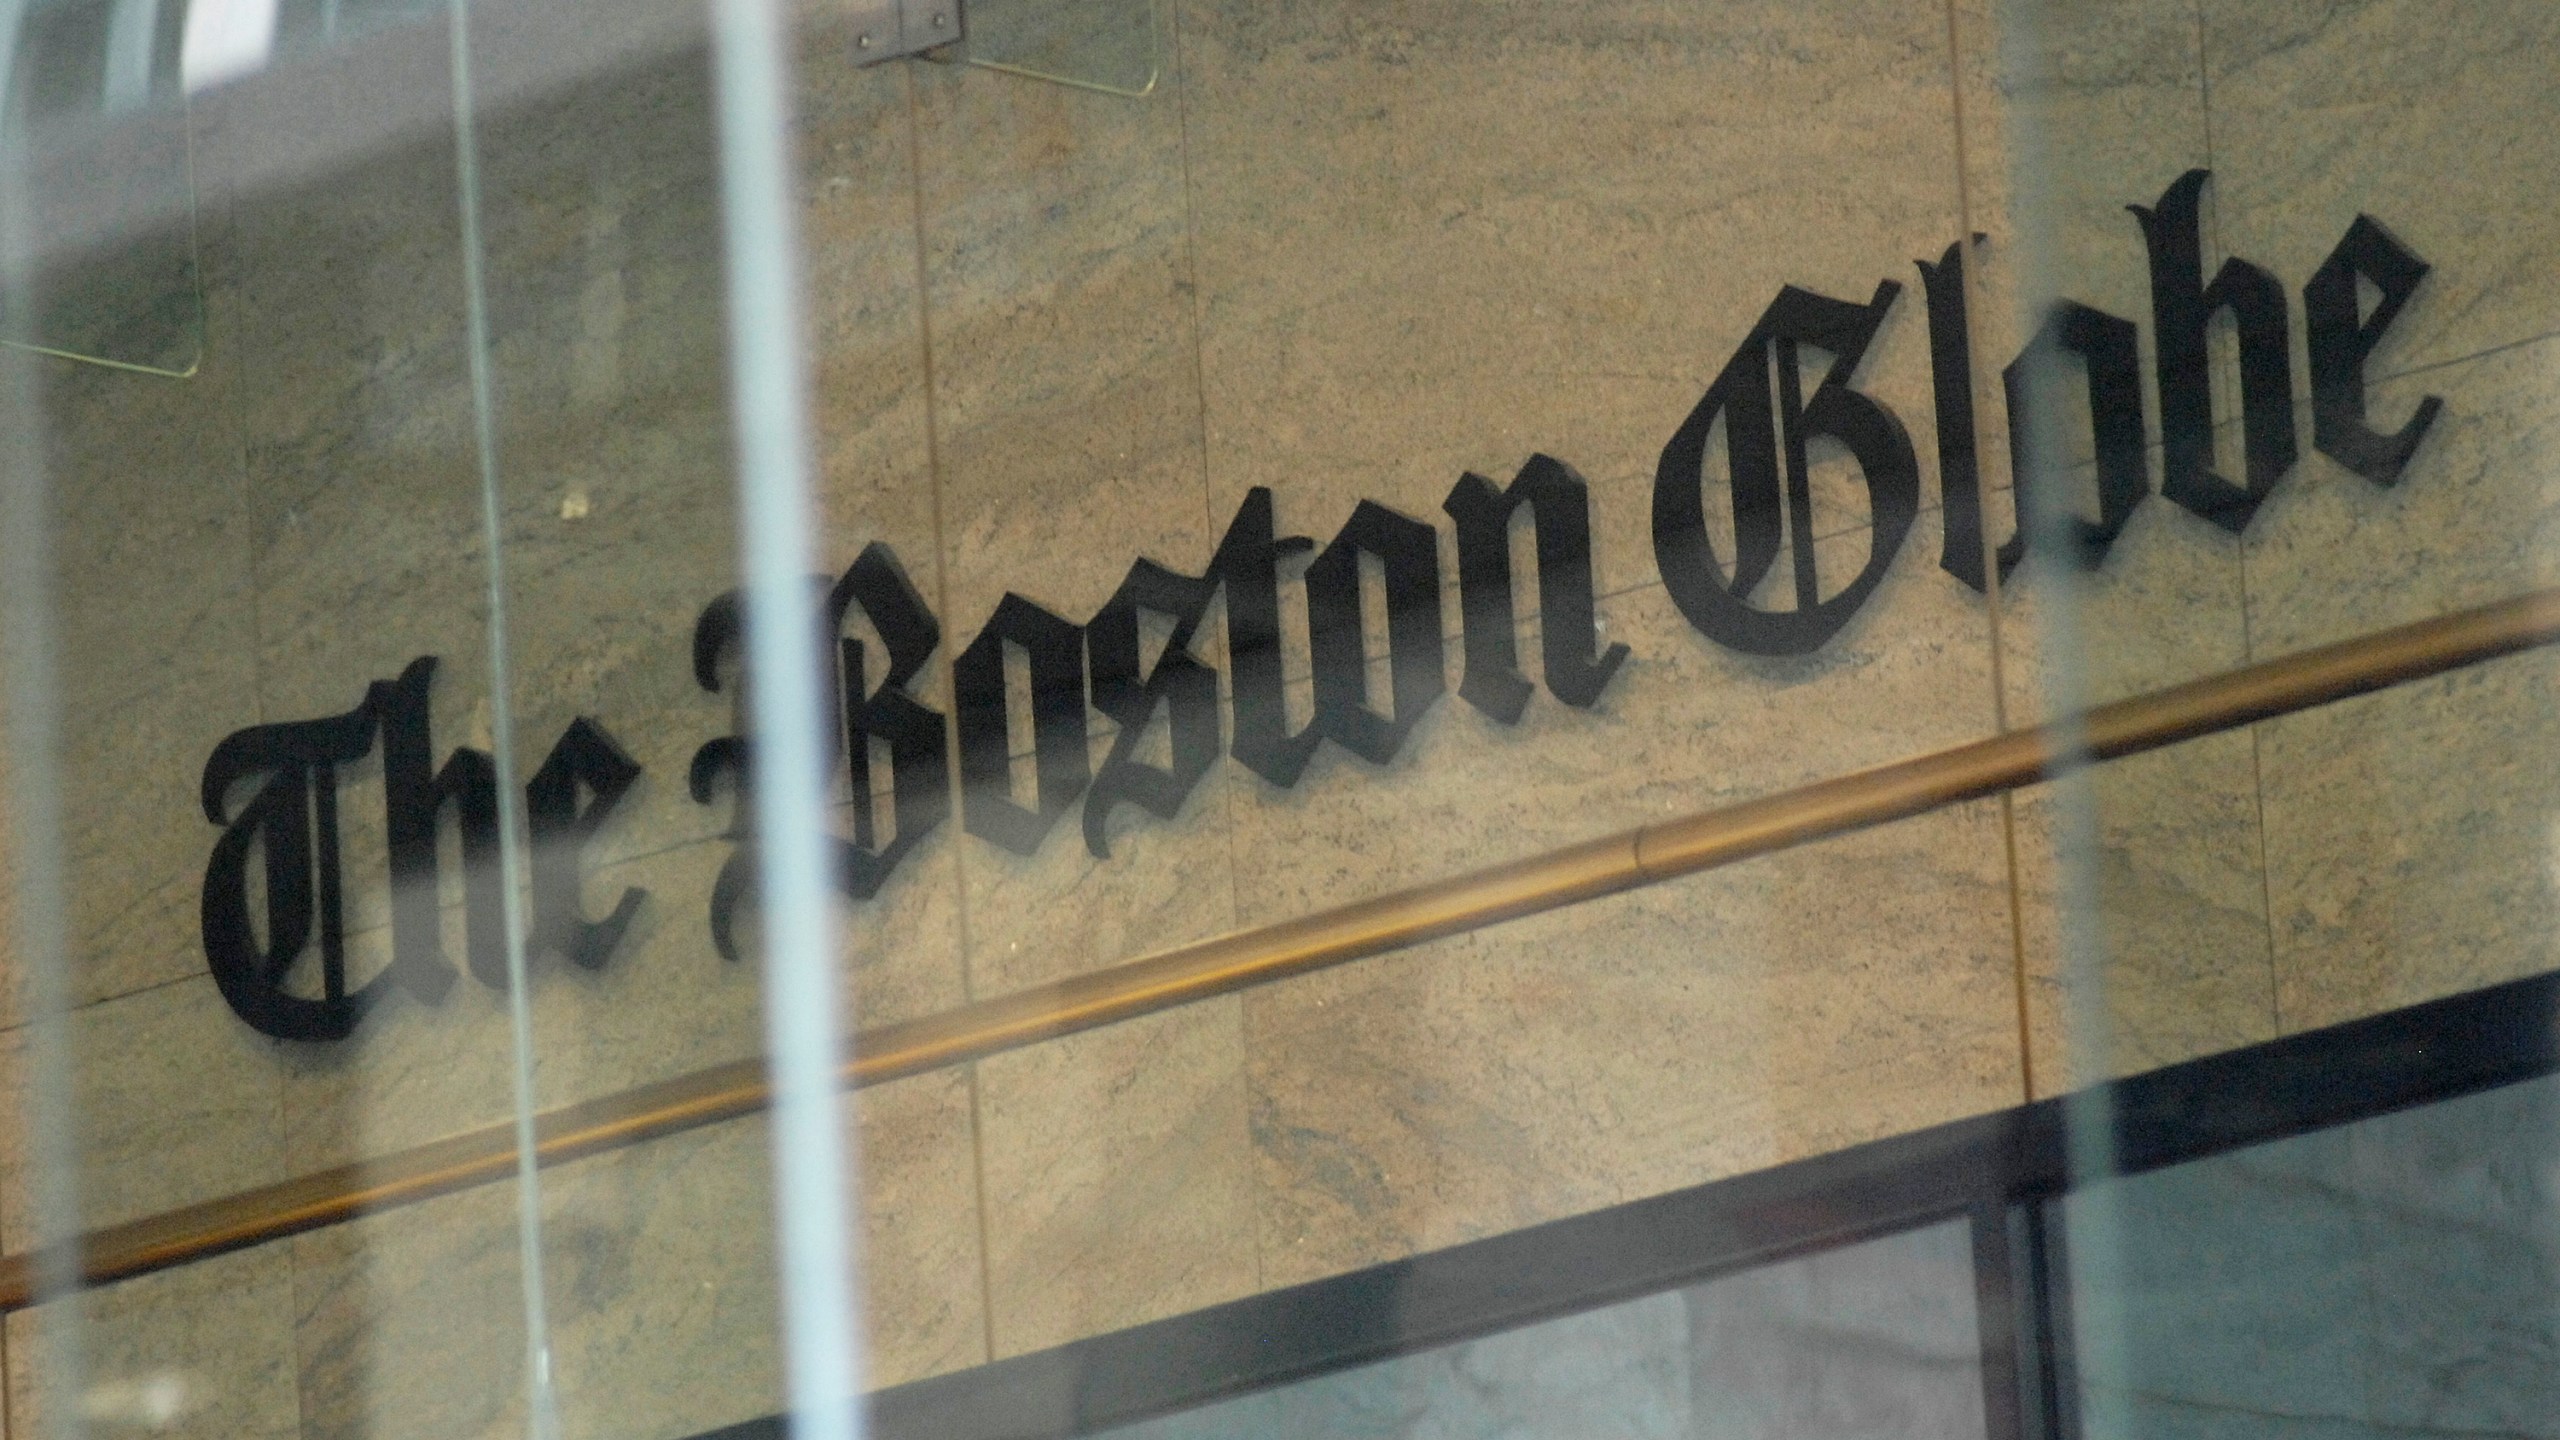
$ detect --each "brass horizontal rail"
[9,586,2560,1310]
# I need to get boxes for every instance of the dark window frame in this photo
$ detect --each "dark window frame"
[698,965,2560,1440]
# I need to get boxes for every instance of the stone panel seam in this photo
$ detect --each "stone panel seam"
[1161,0,1267,1304]
[894,59,1001,1376]
[1938,0,2039,1104]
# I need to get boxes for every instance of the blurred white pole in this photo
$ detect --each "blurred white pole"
[0,44,93,1439]
[443,3,564,1436]
[1,0,30,122]
[1993,7,2133,1434]
[706,3,867,1439]
[102,0,162,110]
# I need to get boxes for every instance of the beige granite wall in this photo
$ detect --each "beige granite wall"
[1978,0,2560,1085]
[0,0,2554,1435]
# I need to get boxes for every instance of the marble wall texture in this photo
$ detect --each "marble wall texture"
[1,0,2558,1435]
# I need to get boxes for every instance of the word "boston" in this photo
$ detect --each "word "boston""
[202,170,2441,1040]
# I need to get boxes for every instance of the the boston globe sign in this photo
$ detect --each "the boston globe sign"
[200,170,2445,1041]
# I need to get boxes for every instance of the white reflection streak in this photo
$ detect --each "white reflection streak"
[102,0,163,111]
[1996,5,2134,1434]
[446,3,563,1437]
[79,1371,195,1428]
[0,0,22,124]
[710,3,866,1440]
[0,60,93,1440]
[179,0,279,94]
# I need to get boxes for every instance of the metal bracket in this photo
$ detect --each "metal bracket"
[850,0,964,66]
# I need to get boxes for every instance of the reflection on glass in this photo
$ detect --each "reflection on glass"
[2,3,205,375]
[1096,1221,1985,1439]
[961,0,1158,98]
[0,180,204,377]
[269,0,441,62]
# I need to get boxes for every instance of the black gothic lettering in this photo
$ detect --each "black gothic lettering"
[690,585,769,962]
[377,658,503,992]
[689,587,764,965]
[216,172,2455,1045]
[687,728,754,964]
[526,719,645,970]
[1654,282,1922,656]
[2132,169,2298,532]
[1083,559,1220,858]
[203,656,640,1039]
[1306,500,1446,763]
[830,545,951,893]
[1209,488,1322,786]
[1918,241,1998,593]
[2305,215,2443,486]
[201,696,386,1042]
[1443,454,1628,721]
[957,594,1090,856]
[2002,300,2149,569]
[690,550,949,960]
[1208,489,1446,781]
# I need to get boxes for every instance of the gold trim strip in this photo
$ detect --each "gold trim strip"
[9,586,2560,1309]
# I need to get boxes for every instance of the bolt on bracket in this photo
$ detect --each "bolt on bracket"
[849,0,963,65]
